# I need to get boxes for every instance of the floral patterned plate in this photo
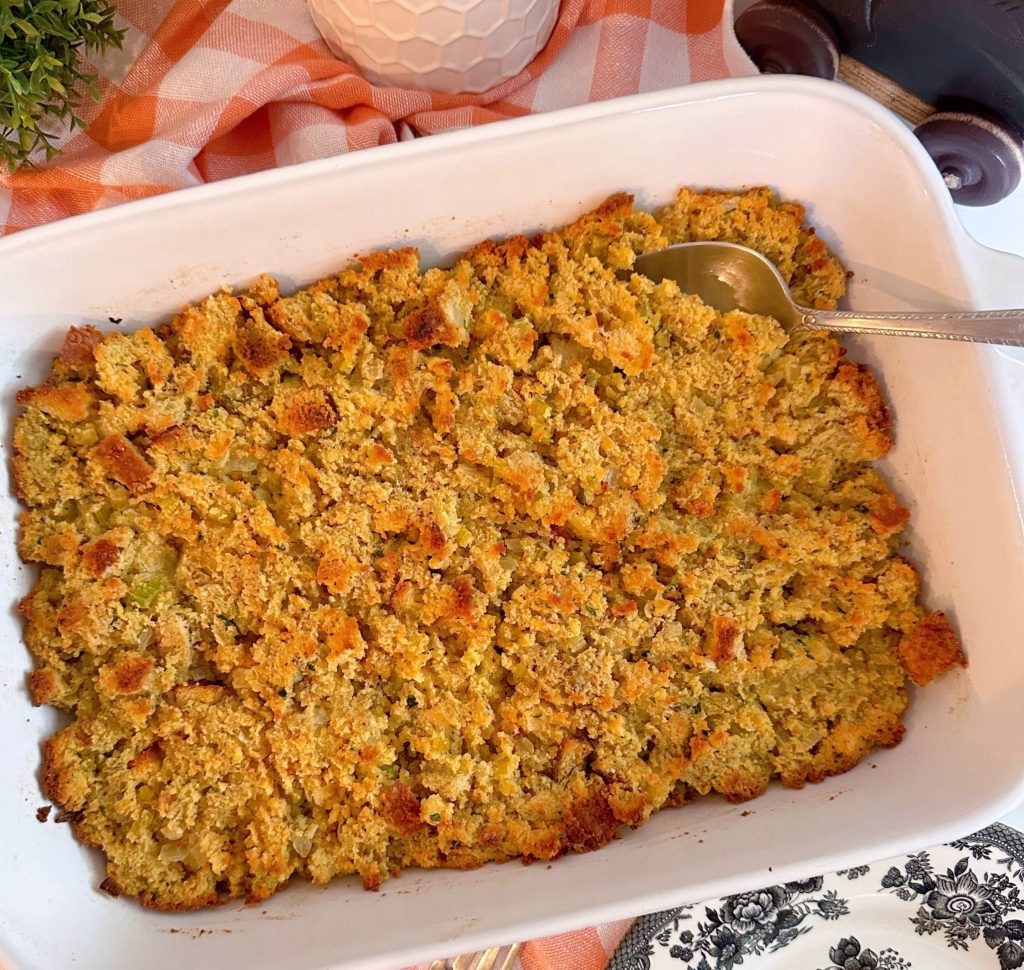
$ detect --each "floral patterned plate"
[608,823,1024,970]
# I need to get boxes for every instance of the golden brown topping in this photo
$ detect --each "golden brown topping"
[898,611,966,686]
[708,615,742,663]
[323,612,365,661]
[316,555,369,595]
[420,521,446,555]
[868,494,911,536]
[14,186,953,912]
[440,575,475,621]
[247,274,281,306]
[386,344,416,385]
[367,443,395,469]
[232,309,291,376]
[276,390,336,436]
[359,247,418,273]
[401,303,460,350]
[563,784,622,853]
[94,434,152,491]
[58,325,105,368]
[835,361,893,457]
[99,655,154,696]
[725,318,754,350]
[722,465,748,494]
[17,383,91,421]
[381,781,425,836]
[57,599,88,634]
[148,426,190,452]
[28,668,58,705]
[82,539,119,576]
[36,533,78,567]
[128,743,162,772]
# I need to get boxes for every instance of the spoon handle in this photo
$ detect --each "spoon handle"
[803,307,1024,346]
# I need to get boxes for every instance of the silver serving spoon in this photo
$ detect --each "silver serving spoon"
[630,241,1024,346]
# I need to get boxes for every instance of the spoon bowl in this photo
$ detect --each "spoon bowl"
[630,241,1024,346]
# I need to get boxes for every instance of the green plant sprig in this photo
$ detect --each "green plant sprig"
[0,0,124,171]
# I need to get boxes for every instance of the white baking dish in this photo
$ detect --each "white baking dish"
[2,76,1024,970]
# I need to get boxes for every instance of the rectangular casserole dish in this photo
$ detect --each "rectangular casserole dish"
[2,75,1024,970]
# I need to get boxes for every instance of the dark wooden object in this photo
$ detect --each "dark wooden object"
[735,0,1024,205]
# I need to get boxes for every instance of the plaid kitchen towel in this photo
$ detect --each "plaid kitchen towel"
[4,2,752,966]
[407,920,636,970]
[0,0,753,234]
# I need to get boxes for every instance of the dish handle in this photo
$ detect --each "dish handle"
[961,238,1024,365]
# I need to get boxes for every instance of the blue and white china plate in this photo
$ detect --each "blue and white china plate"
[608,824,1024,970]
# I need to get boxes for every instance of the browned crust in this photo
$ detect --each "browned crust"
[97,876,122,897]
[780,721,907,789]
[17,383,91,421]
[94,434,153,491]
[439,575,475,621]
[592,191,634,220]
[835,361,893,457]
[99,655,154,696]
[719,771,770,804]
[277,391,336,436]
[128,743,162,773]
[12,186,947,911]
[28,668,58,705]
[381,781,425,837]
[358,247,418,274]
[82,538,119,577]
[708,615,742,663]
[246,274,281,307]
[898,611,967,686]
[420,521,446,555]
[138,889,222,912]
[40,733,77,808]
[232,310,291,376]
[465,235,531,269]
[868,493,910,536]
[560,191,635,244]
[58,325,105,368]
[401,303,461,350]
[563,784,623,853]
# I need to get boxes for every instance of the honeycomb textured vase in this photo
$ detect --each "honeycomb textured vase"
[308,0,560,94]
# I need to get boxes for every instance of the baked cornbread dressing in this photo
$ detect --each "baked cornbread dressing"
[15,187,966,910]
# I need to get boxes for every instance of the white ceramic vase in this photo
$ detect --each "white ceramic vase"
[308,0,560,94]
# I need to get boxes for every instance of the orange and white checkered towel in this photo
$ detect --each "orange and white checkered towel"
[418,921,637,970]
[0,0,752,236]
[4,2,749,966]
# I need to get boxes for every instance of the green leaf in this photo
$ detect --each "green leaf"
[0,0,122,168]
